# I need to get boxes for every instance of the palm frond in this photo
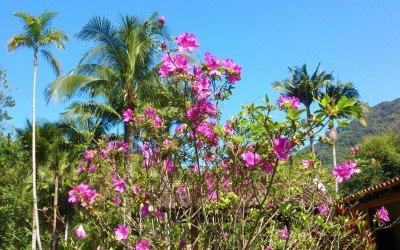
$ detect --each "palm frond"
[7,34,33,51]
[40,49,62,76]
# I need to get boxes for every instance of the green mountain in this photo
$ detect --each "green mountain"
[315,98,400,165]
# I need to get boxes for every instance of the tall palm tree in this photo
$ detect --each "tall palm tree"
[17,119,107,249]
[8,11,68,250]
[273,64,333,154]
[318,82,368,193]
[45,13,167,150]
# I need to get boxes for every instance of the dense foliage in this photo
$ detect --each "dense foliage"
[1,10,398,250]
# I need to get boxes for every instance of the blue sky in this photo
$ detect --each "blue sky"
[1,1,400,130]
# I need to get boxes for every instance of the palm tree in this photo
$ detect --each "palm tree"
[45,13,167,150]
[17,119,107,249]
[317,82,368,193]
[8,11,68,250]
[273,64,333,154]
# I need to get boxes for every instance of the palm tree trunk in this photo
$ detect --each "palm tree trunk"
[51,164,59,250]
[333,140,338,193]
[307,107,315,155]
[32,47,42,250]
[331,126,338,194]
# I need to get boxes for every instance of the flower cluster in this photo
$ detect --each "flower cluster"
[278,95,300,109]
[332,161,361,183]
[68,184,97,207]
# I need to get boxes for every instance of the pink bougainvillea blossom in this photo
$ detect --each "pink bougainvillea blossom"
[332,161,361,183]
[154,209,164,220]
[204,52,221,76]
[111,196,121,206]
[351,146,360,154]
[77,163,86,173]
[141,202,151,217]
[193,76,211,99]
[265,245,273,250]
[186,100,217,121]
[163,139,173,148]
[159,53,190,77]
[175,32,199,52]
[68,184,97,207]
[273,137,292,161]
[75,225,87,238]
[301,159,314,168]
[221,59,241,83]
[136,238,151,250]
[161,41,167,50]
[241,151,261,168]
[158,15,165,26]
[224,120,234,135]
[278,95,301,109]
[114,225,130,241]
[163,159,174,173]
[260,162,274,174]
[276,225,289,240]
[122,108,134,123]
[112,177,125,193]
[317,204,329,216]
[83,149,97,162]
[377,206,390,222]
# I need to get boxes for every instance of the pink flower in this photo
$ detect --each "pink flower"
[175,32,199,52]
[132,184,140,195]
[265,246,273,250]
[77,163,86,173]
[332,161,361,183]
[88,163,98,173]
[260,162,274,174]
[68,184,97,207]
[178,184,187,196]
[301,159,313,168]
[83,149,97,162]
[159,54,190,77]
[158,15,165,26]
[114,225,130,241]
[136,238,151,250]
[273,137,292,161]
[154,209,164,220]
[163,159,174,173]
[161,41,167,50]
[153,115,163,129]
[241,151,261,168]
[221,59,241,83]
[317,204,329,216]
[224,120,234,135]
[351,146,360,154]
[75,225,86,238]
[112,178,125,193]
[141,202,151,217]
[278,95,301,109]
[193,76,211,99]
[163,139,173,149]
[186,100,217,121]
[145,107,154,118]
[111,196,121,206]
[117,141,129,154]
[122,108,134,123]
[377,206,390,222]
[276,225,289,240]
[204,52,221,76]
